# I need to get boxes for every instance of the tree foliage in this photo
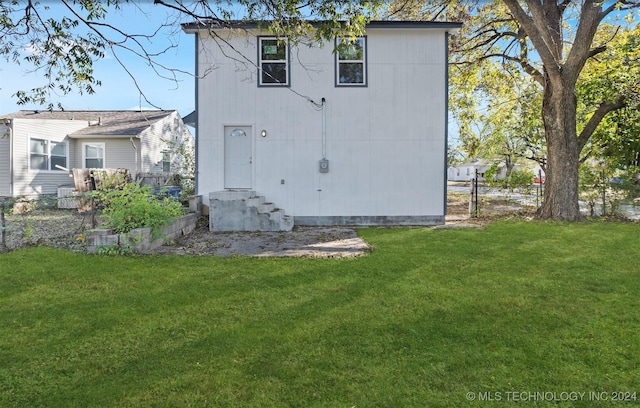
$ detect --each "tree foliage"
[580,23,640,170]
[0,0,382,109]
[388,0,640,220]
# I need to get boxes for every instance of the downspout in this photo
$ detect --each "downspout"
[130,136,139,174]
[443,31,450,217]
[194,32,199,194]
[322,97,326,159]
[9,120,13,196]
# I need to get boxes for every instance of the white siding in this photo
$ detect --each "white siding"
[0,124,11,196]
[196,27,448,220]
[11,119,87,196]
[140,111,194,175]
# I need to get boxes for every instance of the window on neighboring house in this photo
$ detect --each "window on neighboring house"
[162,150,171,173]
[83,143,105,168]
[29,138,67,171]
[335,37,367,86]
[259,37,289,86]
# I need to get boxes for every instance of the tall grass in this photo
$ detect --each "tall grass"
[1,221,639,407]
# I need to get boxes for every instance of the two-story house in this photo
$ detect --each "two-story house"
[182,20,461,231]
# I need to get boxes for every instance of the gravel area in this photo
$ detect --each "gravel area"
[0,210,371,257]
[155,218,371,258]
[1,209,96,252]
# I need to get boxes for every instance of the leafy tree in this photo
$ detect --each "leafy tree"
[1,0,381,109]
[580,24,640,171]
[389,0,640,220]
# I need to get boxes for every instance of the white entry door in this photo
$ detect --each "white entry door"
[224,126,252,189]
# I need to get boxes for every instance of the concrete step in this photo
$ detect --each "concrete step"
[246,196,265,207]
[209,190,293,232]
[257,202,275,213]
[210,190,255,201]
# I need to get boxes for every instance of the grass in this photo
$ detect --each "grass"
[1,221,639,407]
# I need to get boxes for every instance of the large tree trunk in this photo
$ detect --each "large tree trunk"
[538,77,582,221]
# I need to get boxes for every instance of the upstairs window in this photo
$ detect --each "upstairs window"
[29,138,67,171]
[83,143,105,168]
[335,37,367,86]
[259,37,289,86]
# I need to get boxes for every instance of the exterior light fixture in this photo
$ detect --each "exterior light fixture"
[261,129,267,137]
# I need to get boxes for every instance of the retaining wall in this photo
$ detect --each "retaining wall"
[85,195,202,254]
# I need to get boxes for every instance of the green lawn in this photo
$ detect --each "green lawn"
[1,221,639,407]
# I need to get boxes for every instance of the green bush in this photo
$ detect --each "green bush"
[98,182,184,235]
[509,168,535,191]
[484,163,534,191]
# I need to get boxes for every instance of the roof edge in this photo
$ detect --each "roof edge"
[182,20,463,33]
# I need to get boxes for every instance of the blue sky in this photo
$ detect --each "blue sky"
[0,2,196,118]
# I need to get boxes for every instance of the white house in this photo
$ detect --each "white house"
[448,159,544,183]
[448,159,500,182]
[0,110,193,197]
[183,20,461,230]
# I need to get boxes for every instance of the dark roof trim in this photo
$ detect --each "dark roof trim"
[182,20,462,32]
[182,110,197,127]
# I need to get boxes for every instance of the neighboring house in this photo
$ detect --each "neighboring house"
[448,159,544,183]
[182,20,461,230]
[0,110,193,197]
[448,159,499,182]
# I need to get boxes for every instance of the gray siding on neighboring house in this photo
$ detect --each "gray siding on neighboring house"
[1,110,194,197]
[12,118,86,196]
[0,124,11,196]
[72,138,141,175]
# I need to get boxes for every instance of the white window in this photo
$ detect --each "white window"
[83,143,105,168]
[29,138,67,171]
[162,150,171,173]
[258,37,289,86]
[335,37,367,86]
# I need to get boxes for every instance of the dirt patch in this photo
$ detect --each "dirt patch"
[155,218,371,258]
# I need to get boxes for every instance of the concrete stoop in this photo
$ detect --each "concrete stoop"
[209,190,294,232]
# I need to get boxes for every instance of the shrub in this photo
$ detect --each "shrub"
[484,163,534,192]
[98,182,184,235]
[509,168,535,191]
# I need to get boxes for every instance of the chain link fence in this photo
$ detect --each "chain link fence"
[449,180,640,220]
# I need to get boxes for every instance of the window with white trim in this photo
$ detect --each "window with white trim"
[83,143,105,168]
[29,138,67,171]
[258,37,289,86]
[335,37,367,86]
[162,150,171,173]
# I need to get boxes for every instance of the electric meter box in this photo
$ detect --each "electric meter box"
[319,158,329,173]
